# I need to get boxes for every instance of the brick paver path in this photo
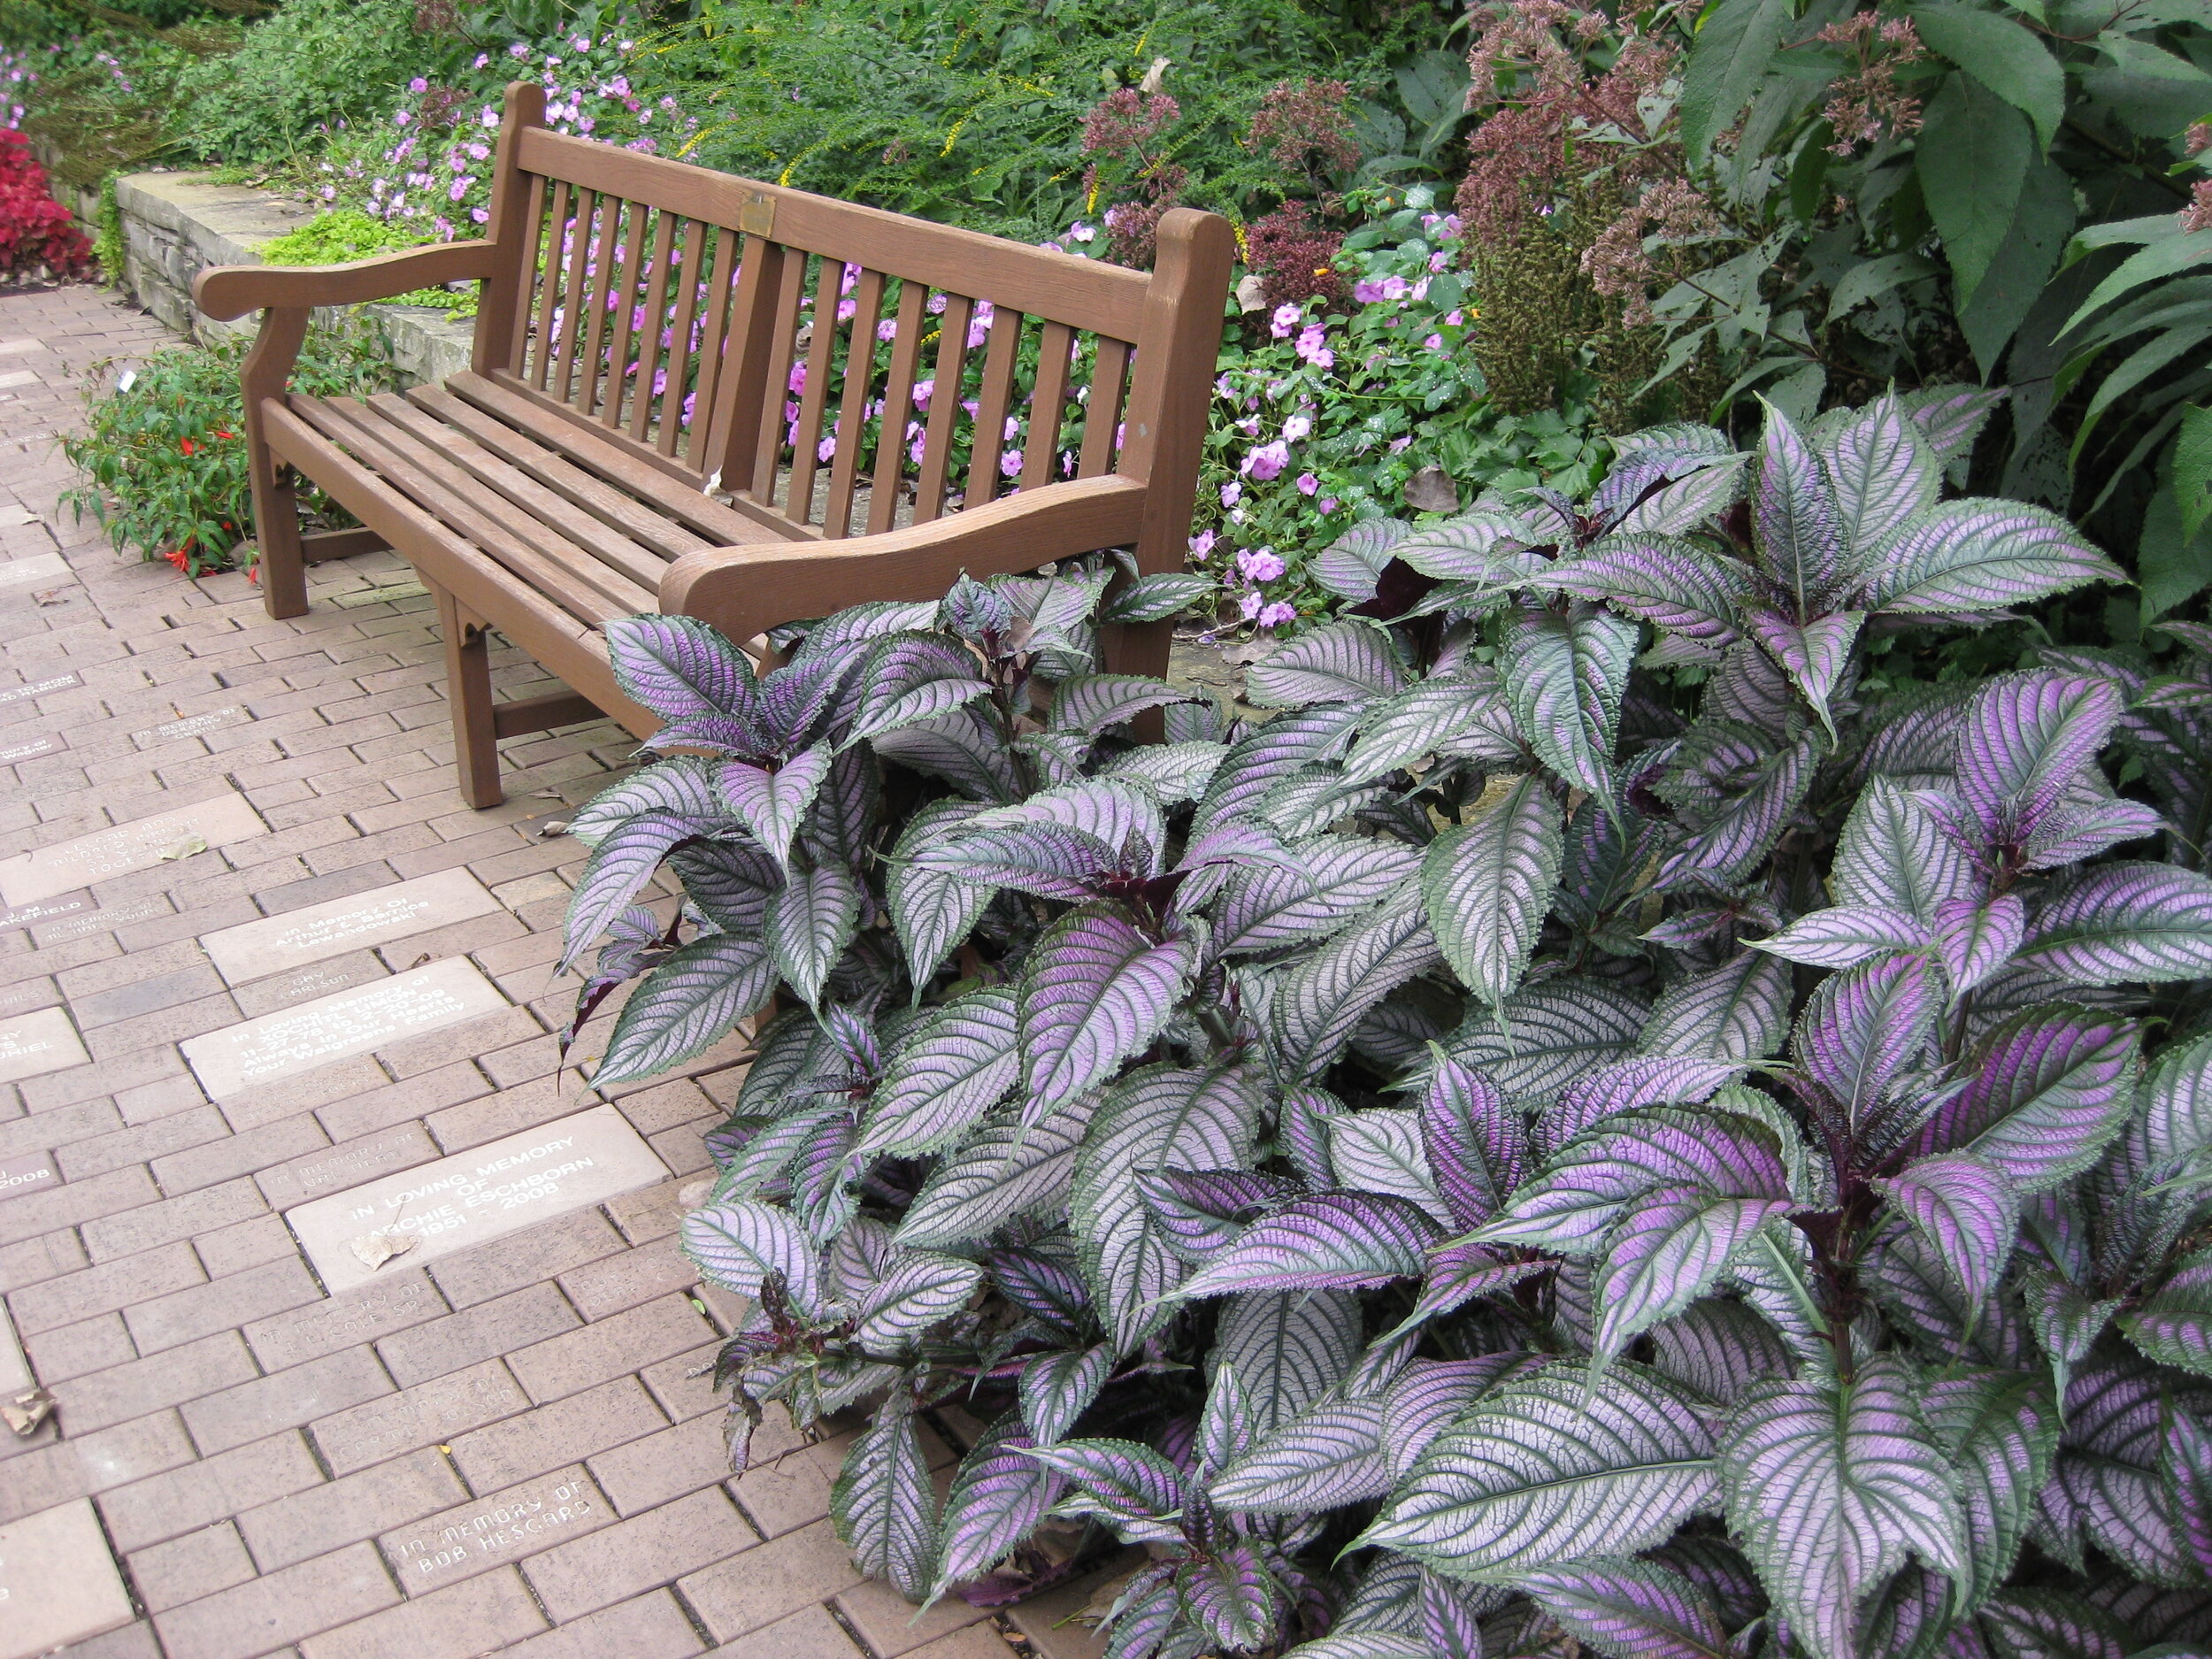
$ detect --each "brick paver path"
[0,283,1105,1659]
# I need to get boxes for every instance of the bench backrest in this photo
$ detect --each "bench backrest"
[467,84,1231,550]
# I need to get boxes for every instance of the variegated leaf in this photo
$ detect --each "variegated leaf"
[1863,500,2126,616]
[1047,673,1191,734]
[1019,905,1194,1114]
[595,933,773,1087]
[1832,776,1976,921]
[1247,619,1407,707]
[1502,601,1636,802]
[606,613,756,722]
[764,858,862,1008]
[930,1415,1065,1600]
[1639,950,1793,1064]
[1745,607,1862,739]
[1423,772,1564,1009]
[846,632,991,742]
[1923,1369,2058,1612]
[886,798,992,986]
[1422,1057,1527,1228]
[1329,1108,1451,1222]
[1750,905,1930,970]
[1956,671,2124,843]
[1019,1344,1112,1446]
[719,744,831,872]
[1341,675,1516,784]
[856,988,1021,1159]
[1212,1287,1362,1433]
[1822,394,1940,557]
[1793,955,1937,1131]
[1593,1181,1795,1365]
[560,810,695,976]
[1271,896,1442,1079]
[1878,1152,2020,1308]
[2016,862,2212,986]
[1911,1007,2139,1193]
[682,1196,821,1313]
[1209,1397,1392,1513]
[1212,837,1423,954]
[854,1251,983,1355]
[1933,895,2026,997]
[1751,401,1846,615]
[1447,977,1647,1106]
[832,1401,937,1600]
[2124,1249,2212,1379]
[1519,1556,1732,1659]
[895,1098,1094,1248]
[1548,534,1750,641]
[1175,1194,1446,1297]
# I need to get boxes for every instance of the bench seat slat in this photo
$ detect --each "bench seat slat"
[293,396,649,629]
[368,392,674,593]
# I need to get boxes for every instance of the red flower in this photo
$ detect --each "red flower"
[165,544,192,572]
[214,430,235,440]
[180,438,198,456]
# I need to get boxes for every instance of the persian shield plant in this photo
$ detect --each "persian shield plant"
[562,393,2212,1659]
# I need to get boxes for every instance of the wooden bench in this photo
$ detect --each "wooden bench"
[192,82,1233,808]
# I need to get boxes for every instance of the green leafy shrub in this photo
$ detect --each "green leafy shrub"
[61,318,393,574]
[167,0,428,167]
[258,208,474,312]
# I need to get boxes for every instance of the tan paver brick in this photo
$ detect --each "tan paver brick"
[679,1517,866,1644]
[182,1344,395,1455]
[9,1240,204,1334]
[237,1446,467,1573]
[298,1564,548,1659]
[52,1329,257,1433]
[521,1484,755,1622]
[128,1520,258,1612]
[311,1356,528,1476]
[244,1271,448,1371]
[495,1590,703,1659]
[375,1281,580,1388]
[505,1292,715,1404]
[0,1409,196,1523]
[447,1375,667,1493]
[701,1602,864,1659]
[423,1207,624,1311]
[127,1254,321,1352]
[100,1432,326,1551]
[585,1408,733,1517]
[153,1540,401,1659]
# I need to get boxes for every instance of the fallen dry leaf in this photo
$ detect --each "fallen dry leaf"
[348,1229,419,1271]
[3,1387,56,1436]
[160,834,208,861]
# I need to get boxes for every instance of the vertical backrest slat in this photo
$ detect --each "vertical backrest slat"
[654,218,708,458]
[910,294,973,526]
[963,306,1022,511]
[549,188,598,403]
[1020,321,1075,495]
[823,268,886,539]
[472,81,547,379]
[749,250,810,502]
[597,204,650,427]
[528,178,572,391]
[628,211,680,443]
[783,258,843,524]
[574,199,629,421]
[1078,338,1131,479]
[680,226,741,470]
[701,234,787,493]
[867,281,929,535]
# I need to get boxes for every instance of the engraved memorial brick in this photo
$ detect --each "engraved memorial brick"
[380,1466,612,1591]
[288,1105,670,1294]
[0,1008,88,1084]
[180,959,509,1098]
[0,1149,58,1202]
[0,1501,134,1659]
[0,791,268,907]
[0,672,81,705]
[0,552,71,594]
[203,869,502,984]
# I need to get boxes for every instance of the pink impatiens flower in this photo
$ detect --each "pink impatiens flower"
[1243,441,1290,482]
[1295,472,1318,495]
[1269,303,1302,340]
[1237,548,1286,583]
[1257,601,1297,629]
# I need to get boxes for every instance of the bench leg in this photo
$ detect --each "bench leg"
[433,584,503,810]
[252,464,310,621]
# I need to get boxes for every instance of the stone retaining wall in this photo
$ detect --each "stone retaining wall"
[106,169,474,384]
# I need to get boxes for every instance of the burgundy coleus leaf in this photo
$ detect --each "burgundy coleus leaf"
[1420,1056,1528,1228]
[933,1414,1067,1602]
[1909,1006,2139,1194]
[1876,1152,2021,1309]
[1171,1193,1447,1297]
[1793,954,1937,1136]
[1545,533,1750,642]
[1932,895,2025,997]
[718,743,831,872]
[1955,670,2124,846]
[2015,862,2212,986]
[1024,1438,1186,1538]
[1501,599,1637,804]
[1518,1556,1732,1659]
[1744,607,1863,740]
[1717,1355,1967,1659]
[1018,903,1195,1116]
[605,613,757,725]
[1481,1104,1790,1255]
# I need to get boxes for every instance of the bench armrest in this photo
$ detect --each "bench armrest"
[193,241,499,321]
[660,475,1149,645]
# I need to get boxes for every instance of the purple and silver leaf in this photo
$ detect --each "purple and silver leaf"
[1483,1104,1786,1254]
[2020,796,2167,871]
[1548,533,1749,642]
[1447,977,1647,1107]
[1911,1007,2139,1193]
[560,809,696,976]
[1922,1369,2059,1613]
[894,1097,1094,1249]
[668,837,779,936]
[1955,671,2124,844]
[1793,955,1937,1133]
[1593,1183,1795,1363]
[1208,1397,1392,1514]
[1358,1363,1719,1575]
[1654,726,1819,891]
[1212,1287,1363,1433]
[1717,1356,1967,1659]
[1018,905,1195,1114]
[1191,705,1362,838]
[1422,1057,1528,1228]
[856,987,1020,1160]
[2016,862,2212,986]
[1341,674,1517,785]
[1024,1437,1186,1532]
[1279,1083,1340,1190]
[565,757,724,848]
[682,1196,822,1314]
[718,743,831,872]
[1861,500,2126,616]
[1246,619,1408,708]
[2046,1356,2199,1586]
[1019,1344,1113,1447]
[853,1250,983,1356]
[911,821,1121,904]
[1831,775,1977,921]
[1538,1058,1746,1156]
[846,632,992,743]
[1097,570,1217,626]
[832,1401,938,1601]
[932,1415,1066,1601]
[1749,904,1930,970]
[869,703,1021,802]
[1047,673,1193,736]
[1328,1108,1453,1223]
[1900,381,2006,466]
[1271,897,1443,1081]
[1877,1152,2021,1309]
[1750,401,1846,613]
[2122,1248,2212,1380]
[605,614,757,723]
[1383,1239,1548,1340]
[1518,1555,1732,1659]
[1313,516,1411,602]
[1639,950,1794,1064]
[1390,509,1548,583]
[2164,1398,2212,1587]
[1173,1193,1446,1297]
[1978,1589,2137,1659]
[965,779,1165,876]
[1502,601,1637,803]
[764,857,863,1009]
[1422,772,1564,1009]
[1136,1168,1295,1263]
[1095,1563,1181,1659]
[1099,740,1225,804]
[1745,607,1862,739]
[1820,393,1939,557]
[1648,1299,1799,1408]
[1182,1542,1284,1654]
[985,1246,1091,1331]
[884,798,992,986]
[1071,1066,1256,1352]
[594,933,774,1087]
[1932,896,2026,998]
[1380,1356,1534,1479]
[1416,1568,1489,1659]
[1212,836,1424,955]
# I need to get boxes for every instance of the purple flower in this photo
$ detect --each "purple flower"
[818,436,837,463]
[1220,480,1243,507]
[912,378,933,410]
[787,363,808,395]
[508,42,528,58]
[1317,496,1338,513]
[472,52,488,68]
[408,76,429,93]
[1237,548,1286,583]
[1294,326,1333,369]
[1244,441,1291,482]
[877,319,898,342]
[1296,472,1319,495]
[1190,529,1217,557]
[394,110,410,127]
[1352,278,1386,304]
[1270,303,1302,340]
[1000,449,1024,478]
[1425,334,1444,350]
[1446,310,1464,326]
[469,206,488,224]
[1257,601,1298,628]
[1281,412,1311,442]
[1380,274,1409,301]
[1239,589,1264,620]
